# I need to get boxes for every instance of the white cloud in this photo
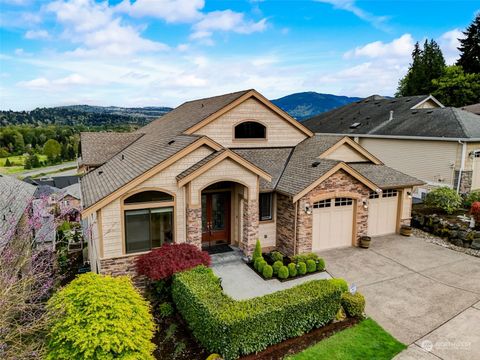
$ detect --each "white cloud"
[25,29,50,39]
[315,0,389,30]
[18,73,91,89]
[191,10,267,40]
[46,0,167,56]
[115,0,204,23]
[439,28,463,64]
[344,34,414,59]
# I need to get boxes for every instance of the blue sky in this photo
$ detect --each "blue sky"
[0,0,478,110]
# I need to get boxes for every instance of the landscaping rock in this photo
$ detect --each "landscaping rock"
[458,231,468,240]
[471,239,480,250]
[450,238,464,247]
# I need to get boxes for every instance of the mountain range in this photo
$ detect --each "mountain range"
[0,92,363,126]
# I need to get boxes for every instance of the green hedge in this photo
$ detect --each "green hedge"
[172,266,342,359]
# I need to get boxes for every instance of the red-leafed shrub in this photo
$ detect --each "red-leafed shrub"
[470,201,480,223]
[136,243,211,281]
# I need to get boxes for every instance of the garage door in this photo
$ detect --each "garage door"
[368,189,398,236]
[312,198,354,251]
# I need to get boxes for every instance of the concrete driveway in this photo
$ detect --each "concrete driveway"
[319,234,480,360]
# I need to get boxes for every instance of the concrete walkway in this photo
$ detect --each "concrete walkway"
[211,248,331,300]
[318,234,480,360]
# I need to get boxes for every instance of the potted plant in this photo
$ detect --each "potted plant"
[400,225,413,236]
[359,236,371,248]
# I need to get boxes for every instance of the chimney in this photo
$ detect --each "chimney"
[389,110,394,121]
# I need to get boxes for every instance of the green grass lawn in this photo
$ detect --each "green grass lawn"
[0,154,51,174]
[288,318,406,360]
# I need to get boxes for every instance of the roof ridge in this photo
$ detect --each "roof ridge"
[273,147,295,190]
[450,107,469,138]
[182,89,252,105]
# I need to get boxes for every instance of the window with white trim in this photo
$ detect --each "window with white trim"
[382,189,398,198]
[313,199,331,208]
[335,198,353,206]
[259,192,273,221]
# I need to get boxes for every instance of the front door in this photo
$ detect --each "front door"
[201,192,230,246]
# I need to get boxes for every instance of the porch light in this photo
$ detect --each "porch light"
[362,200,368,210]
[304,204,312,215]
[407,191,412,199]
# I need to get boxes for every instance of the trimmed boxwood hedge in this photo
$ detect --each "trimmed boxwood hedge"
[172,266,342,360]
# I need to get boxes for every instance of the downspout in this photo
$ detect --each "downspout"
[456,140,466,193]
[293,201,298,255]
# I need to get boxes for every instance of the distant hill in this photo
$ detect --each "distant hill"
[0,105,173,127]
[271,92,362,121]
[1,92,363,127]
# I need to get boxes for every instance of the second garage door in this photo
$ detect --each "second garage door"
[368,189,398,236]
[312,197,354,251]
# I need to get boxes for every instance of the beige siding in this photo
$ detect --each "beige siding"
[193,98,308,148]
[359,138,458,186]
[401,188,413,221]
[99,146,214,259]
[86,212,101,273]
[460,142,480,171]
[188,158,259,206]
[414,99,440,109]
[323,143,369,162]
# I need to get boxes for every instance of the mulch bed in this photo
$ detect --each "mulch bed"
[240,318,359,360]
[153,313,209,360]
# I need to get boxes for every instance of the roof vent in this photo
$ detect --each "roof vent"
[168,140,175,145]
[98,170,103,175]
[350,122,361,129]
[405,98,411,102]
[311,161,321,168]
[201,103,204,108]
[389,110,394,121]
[427,110,433,114]
[412,110,418,114]
[121,154,125,160]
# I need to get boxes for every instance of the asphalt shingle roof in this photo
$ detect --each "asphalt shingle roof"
[80,132,144,167]
[81,90,251,209]
[304,95,480,139]
[349,163,423,189]
[176,150,226,181]
[0,174,36,248]
[232,147,294,191]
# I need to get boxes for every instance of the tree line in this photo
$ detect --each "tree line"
[397,14,480,107]
[0,124,137,168]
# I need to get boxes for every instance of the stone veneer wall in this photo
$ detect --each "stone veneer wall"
[99,255,147,289]
[240,199,259,255]
[186,207,202,248]
[454,170,473,194]
[276,193,296,255]
[276,170,371,256]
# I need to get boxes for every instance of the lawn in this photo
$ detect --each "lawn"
[288,318,406,360]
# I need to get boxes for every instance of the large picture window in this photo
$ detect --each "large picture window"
[259,192,273,221]
[124,190,174,254]
[234,121,266,139]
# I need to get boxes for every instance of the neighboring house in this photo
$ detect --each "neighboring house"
[303,95,480,196]
[0,174,36,251]
[461,103,480,116]
[24,175,79,189]
[80,89,422,277]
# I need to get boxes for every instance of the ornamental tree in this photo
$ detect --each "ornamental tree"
[136,243,211,281]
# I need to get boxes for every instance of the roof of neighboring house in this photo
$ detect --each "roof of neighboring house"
[232,147,294,191]
[25,175,79,189]
[81,90,254,209]
[0,174,36,249]
[461,103,480,115]
[79,132,144,167]
[34,185,59,198]
[303,95,480,139]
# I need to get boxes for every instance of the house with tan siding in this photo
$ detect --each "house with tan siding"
[80,90,422,279]
[304,95,480,197]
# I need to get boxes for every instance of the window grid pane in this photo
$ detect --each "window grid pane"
[313,199,331,208]
[335,198,353,206]
[369,191,379,199]
[382,189,398,198]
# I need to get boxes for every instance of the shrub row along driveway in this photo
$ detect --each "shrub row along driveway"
[319,234,480,360]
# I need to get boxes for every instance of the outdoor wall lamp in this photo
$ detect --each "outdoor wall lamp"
[304,204,312,215]
[407,191,412,199]
[362,200,368,210]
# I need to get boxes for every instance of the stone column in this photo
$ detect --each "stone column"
[186,206,202,249]
[240,199,259,255]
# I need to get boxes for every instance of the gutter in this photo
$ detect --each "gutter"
[315,132,480,142]
[456,140,466,193]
